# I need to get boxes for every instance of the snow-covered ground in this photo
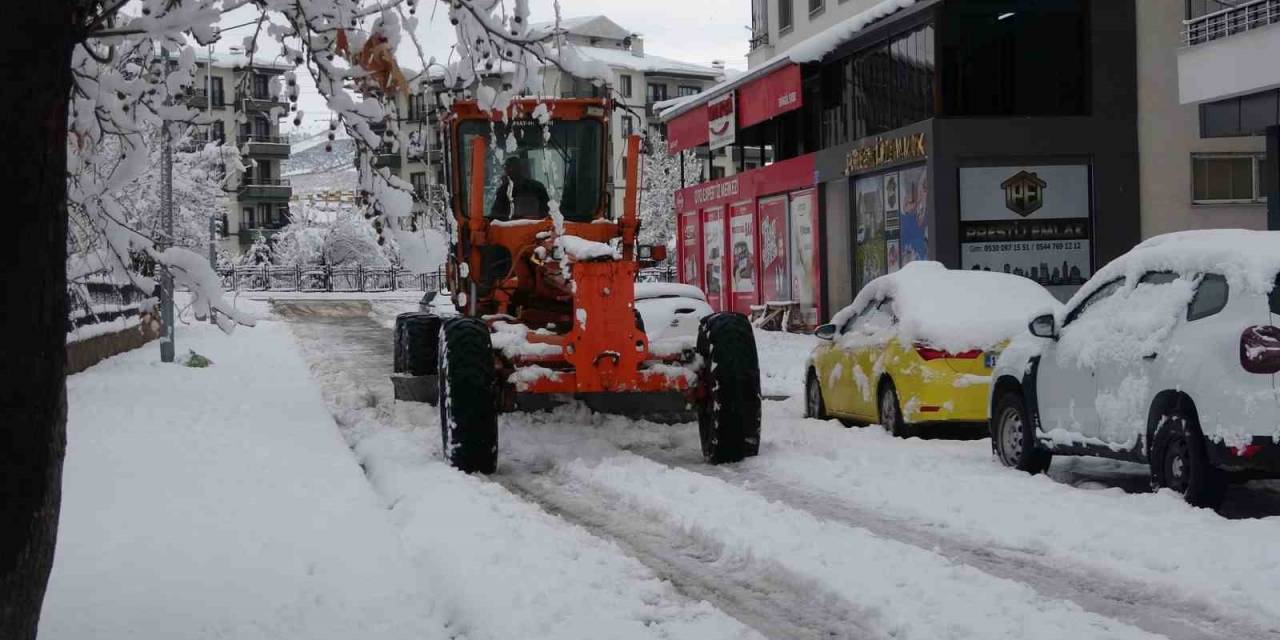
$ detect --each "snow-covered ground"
[47,300,1280,640]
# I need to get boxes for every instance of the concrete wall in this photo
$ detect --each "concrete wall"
[1177,21,1280,104]
[821,177,853,315]
[66,316,161,375]
[748,0,887,69]
[1137,0,1267,237]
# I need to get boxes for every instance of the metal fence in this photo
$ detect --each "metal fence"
[67,278,150,334]
[218,266,447,292]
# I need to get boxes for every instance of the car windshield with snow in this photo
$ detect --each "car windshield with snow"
[990,230,1280,508]
[806,261,1060,437]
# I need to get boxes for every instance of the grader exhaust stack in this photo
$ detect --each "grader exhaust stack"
[391,97,761,474]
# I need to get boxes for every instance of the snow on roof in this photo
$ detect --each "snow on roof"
[567,46,722,78]
[660,0,921,121]
[1064,229,1280,312]
[831,261,1061,352]
[197,51,294,72]
[528,15,631,41]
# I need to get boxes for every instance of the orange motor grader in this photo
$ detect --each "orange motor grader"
[391,97,761,474]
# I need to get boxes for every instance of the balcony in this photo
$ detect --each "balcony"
[1183,0,1280,46]
[238,178,292,201]
[236,92,288,113]
[749,31,770,51]
[1178,0,1280,104]
[372,146,401,169]
[237,134,291,158]
[186,90,228,110]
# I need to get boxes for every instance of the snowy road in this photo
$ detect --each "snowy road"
[278,301,1280,640]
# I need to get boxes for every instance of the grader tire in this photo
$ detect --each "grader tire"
[696,313,762,463]
[438,317,498,474]
[394,312,442,376]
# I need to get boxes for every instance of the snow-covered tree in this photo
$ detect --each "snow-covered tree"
[638,135,701,252]
[235,232,274,266]
[2,2,575,637]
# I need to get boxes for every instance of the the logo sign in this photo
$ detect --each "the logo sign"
[707,92,736,151]
[1000,170,1047,217]
[844,133,926,175]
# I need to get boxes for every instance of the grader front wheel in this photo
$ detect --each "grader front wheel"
[438,317,499,474]
[696,313,762,463]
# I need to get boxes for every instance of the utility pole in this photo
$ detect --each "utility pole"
[160,47,176,363]
[207,43,219,325]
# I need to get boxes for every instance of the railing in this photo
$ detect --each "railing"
[637,265,677,283]
[218,266,447,293]
[237,134,289,145]
[67,278,151,339]
[749,32,770,51]
[241,178,291,187]
[1183,0,1280,46]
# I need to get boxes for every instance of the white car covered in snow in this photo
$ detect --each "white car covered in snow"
[633,283,713,346]
[990,230,1280,508]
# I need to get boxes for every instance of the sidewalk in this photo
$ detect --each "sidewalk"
[40,315,447,640]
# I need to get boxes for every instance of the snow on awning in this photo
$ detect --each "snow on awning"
[660,0,925,154]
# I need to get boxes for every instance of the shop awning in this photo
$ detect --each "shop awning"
[663,60,799,154]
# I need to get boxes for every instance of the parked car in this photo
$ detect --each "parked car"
[806,261,1059,437]
[990,230,1280,508]
[634,283,713,345]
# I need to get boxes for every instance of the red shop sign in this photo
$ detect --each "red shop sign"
[738,64,802,130]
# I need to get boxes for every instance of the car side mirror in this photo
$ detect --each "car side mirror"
[815,324,837,341]
[1028,314,1058,340]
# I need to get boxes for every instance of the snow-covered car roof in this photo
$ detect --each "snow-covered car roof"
[831,261,1060,352]
[1063,229,1280,314]
[634,283,708,302]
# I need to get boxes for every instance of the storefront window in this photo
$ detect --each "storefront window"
[940,0,1088,117]
[853,165,929,291]
[824,23,935,149]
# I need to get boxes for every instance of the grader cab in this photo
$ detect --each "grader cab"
[392,97,761,474]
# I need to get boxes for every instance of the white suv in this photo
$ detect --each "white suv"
[989,230,1280,508]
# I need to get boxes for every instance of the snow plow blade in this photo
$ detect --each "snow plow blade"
[580,392,695,424]
[391,373,438,404]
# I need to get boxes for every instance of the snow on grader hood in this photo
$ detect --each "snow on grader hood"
[391,97,762,473]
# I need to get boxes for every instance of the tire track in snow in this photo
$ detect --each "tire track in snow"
[497,471,884,640]
[634,446,1278,640]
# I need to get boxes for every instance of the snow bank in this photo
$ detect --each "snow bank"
[755,410,1280,630]
[831,261,1060,352]
[43,320,445,639]
[755,329,820,397]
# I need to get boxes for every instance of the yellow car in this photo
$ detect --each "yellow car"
[805,262,1060,437]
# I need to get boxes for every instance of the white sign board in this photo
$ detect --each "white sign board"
[707,92,736,151]
[959,165,1090,221]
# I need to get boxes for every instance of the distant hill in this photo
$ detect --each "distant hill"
[283,130,355,178]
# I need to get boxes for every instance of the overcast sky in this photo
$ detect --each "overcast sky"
[218,0,749,133]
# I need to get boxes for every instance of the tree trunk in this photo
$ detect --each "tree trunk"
[0,2,77,638]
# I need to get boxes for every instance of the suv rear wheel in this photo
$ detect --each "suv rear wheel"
[1150,410,1227,509]
[992,391,1051,474]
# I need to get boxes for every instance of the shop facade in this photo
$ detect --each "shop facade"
[666,0,1141,324]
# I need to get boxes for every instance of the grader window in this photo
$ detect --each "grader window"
[459,119,604,222]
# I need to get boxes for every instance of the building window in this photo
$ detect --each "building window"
[621,116,635,137]
[211,120,225,144]
[751,0,770,50]
[243,207,255,229]
[253,73,269,100]
[620,74,633,98]
[779,0,794,32]
[941,0,1088,117]
[678,85,700,98]
[408,93,428,121]
[809,0,823,16]
[210,77,224,107]
[710,165,726,180]
[824,23,935,146]
[1192,154,1268,204]
[411,171,428,198]
[647,83,668,103]
[1186,0,1238,20]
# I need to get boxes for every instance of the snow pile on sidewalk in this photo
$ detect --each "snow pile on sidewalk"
[754,329,819,397]
[42,320,447,640]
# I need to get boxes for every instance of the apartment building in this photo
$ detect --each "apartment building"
[1160,0,1280,234]
[666,0,1141,323]
[188,52,294,254]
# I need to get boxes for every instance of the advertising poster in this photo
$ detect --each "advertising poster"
[898,165,929,266]
[883,172,902,273]
[729,201,757,314]
[680,212,701,289]
[789,189,820,326]
[757,195,791,304]
[703,206,726,311]
[959,165,1091,301]
[707,92,736,151]
[854,175,886,290]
